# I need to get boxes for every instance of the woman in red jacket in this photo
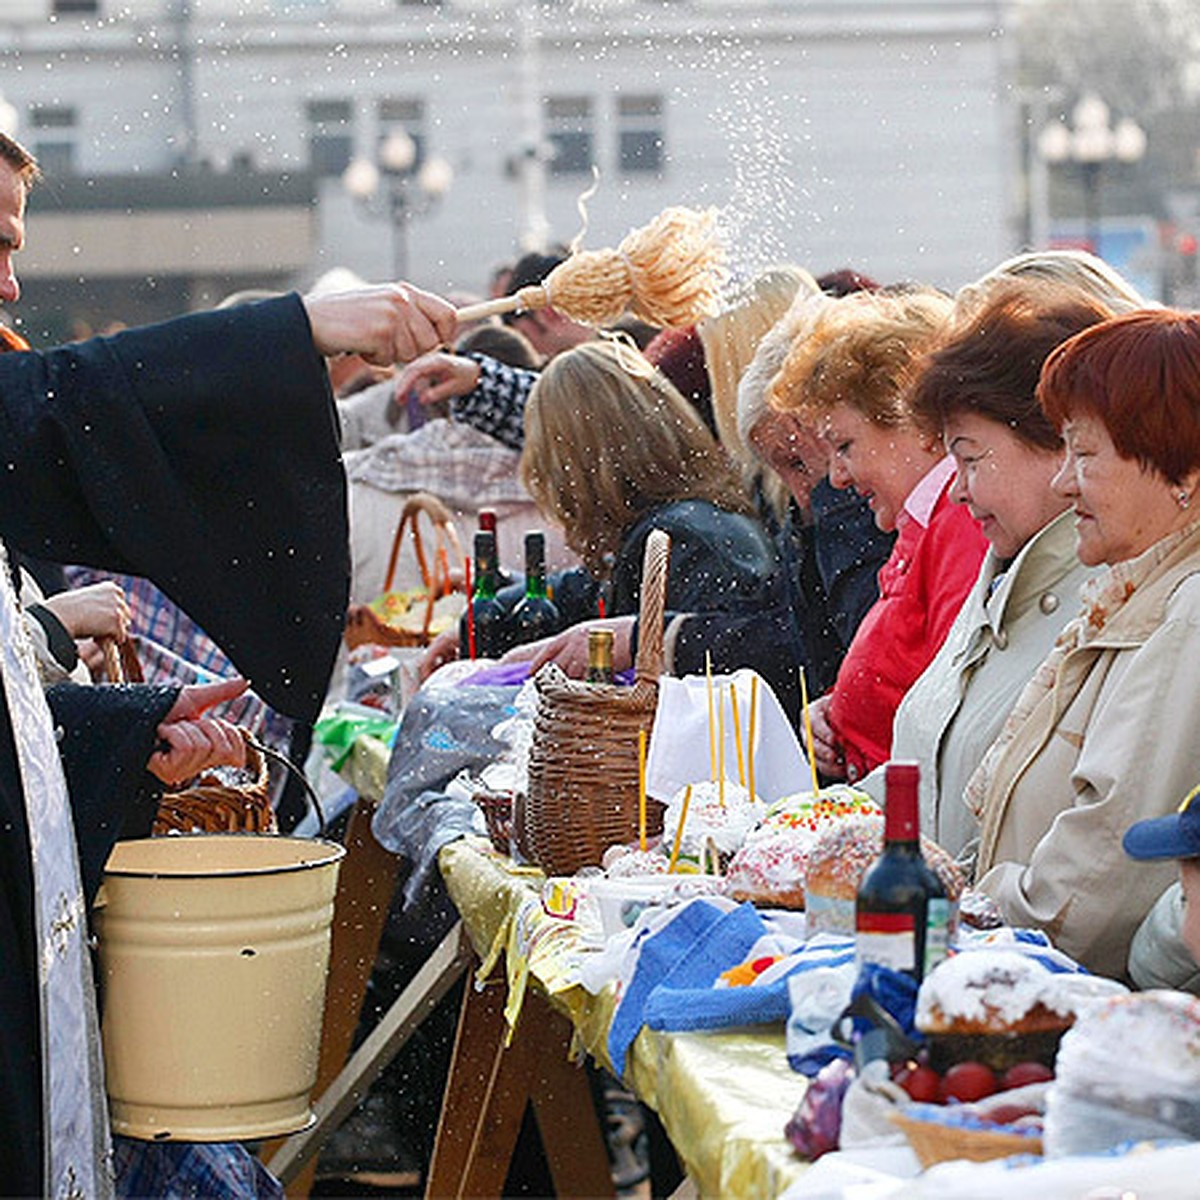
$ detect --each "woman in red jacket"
[770,288,987,781]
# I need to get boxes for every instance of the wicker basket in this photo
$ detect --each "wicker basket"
[888,1108,1043,1168]
[153,729,276,835]
[99,637,277,835]
[344,492,468,650]
[474,786,516,856]
[523,529,669,876]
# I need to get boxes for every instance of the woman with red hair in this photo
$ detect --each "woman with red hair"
[969,308,1200,978]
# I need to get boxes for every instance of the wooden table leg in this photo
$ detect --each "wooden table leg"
[426,984,614,1199]
[529,1005,615,1200]
[267,922,473,1185]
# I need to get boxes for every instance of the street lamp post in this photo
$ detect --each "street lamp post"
[1037,93,1146,257]
[343,130,454,281]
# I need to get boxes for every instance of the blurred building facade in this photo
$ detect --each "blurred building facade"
[0,0,1015,339]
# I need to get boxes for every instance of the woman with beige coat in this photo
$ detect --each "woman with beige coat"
[967,308,1200,979]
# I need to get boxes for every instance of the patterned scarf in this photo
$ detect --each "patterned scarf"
[0,542,112,1198]
[964,521,1200,825]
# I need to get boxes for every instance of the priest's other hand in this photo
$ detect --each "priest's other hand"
[148,677,249,785]
[42,580,130,641]
[305,283,457,367]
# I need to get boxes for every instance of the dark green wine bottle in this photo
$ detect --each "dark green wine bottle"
[855,761,954,982]
[511,531,561,646]
[460,531,506,659]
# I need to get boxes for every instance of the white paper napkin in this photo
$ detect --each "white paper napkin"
[646,667,807,805]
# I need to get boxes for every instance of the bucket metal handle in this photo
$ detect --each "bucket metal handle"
[247,734,327,839]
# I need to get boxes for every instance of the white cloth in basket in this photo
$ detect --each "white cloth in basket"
[645,668,805,805]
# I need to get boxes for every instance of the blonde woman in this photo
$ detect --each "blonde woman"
[518,340,778,624]
[770,287,987,781]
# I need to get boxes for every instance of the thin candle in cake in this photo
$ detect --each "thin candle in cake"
[638,727,648,853]
[730,681,746,788]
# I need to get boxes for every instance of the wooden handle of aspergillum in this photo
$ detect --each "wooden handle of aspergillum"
[456,284,550,325]
[455,295,522,323]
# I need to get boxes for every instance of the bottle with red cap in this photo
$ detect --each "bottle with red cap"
[477,509,513,587]
[854,760,954,982]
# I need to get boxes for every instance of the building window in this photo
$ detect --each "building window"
[544,96,593,176]
[33,142,75,175]
[31,106,77,176]
[32,105,77,130]
[617,93,664,174]
[306,99,354,177]
[52,0,99,14]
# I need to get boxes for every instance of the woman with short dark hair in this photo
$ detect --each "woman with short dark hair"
[968,307,1200,978]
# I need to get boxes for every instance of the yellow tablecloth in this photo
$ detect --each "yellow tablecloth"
[439,837,810,1199]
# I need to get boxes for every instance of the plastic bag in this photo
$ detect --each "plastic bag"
[785,1058,854,1161]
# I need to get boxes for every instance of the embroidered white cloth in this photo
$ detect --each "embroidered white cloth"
[0,543,112,1199]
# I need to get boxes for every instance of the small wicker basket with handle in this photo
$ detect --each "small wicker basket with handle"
[99,636,276,835]
[152,728,275,835]
[888,1107,1043,1168]
[523,529,669,876]
[344,491,467,650]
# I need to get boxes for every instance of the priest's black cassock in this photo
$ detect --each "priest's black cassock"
[0,294,348,1196]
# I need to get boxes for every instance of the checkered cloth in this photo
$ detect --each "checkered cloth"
[113,1136,283,1199]
[448,354,536,451]
[343,415,528,509]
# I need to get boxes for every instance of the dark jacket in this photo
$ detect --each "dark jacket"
[493,498,781,646]
[669,480,894,725]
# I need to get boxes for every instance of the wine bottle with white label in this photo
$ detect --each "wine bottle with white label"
[855,760,953,982]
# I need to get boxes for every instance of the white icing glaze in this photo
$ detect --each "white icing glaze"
[916,949,1079,1029]
[662,780,757,857]
[604,846,671,877]
[1053,989,1200,1104]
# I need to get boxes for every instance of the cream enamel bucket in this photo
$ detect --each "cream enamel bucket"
[93,834,345,1141]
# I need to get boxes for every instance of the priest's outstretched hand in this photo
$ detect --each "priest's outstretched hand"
[304,282,458,367]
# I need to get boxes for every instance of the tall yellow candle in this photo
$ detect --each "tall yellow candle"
[705,651,717,782]
[730,682,746,787]
[718,689,726,808]
[667,784,692,873]
[638,727,648,852]
[799,666,821,798]
[748,676,758,802]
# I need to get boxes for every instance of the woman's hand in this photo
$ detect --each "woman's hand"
[418,626,461,683]
[506,617,635,679]
[43,581,130,641]
[806,693,847,781]
[394,351,482,407]
[148,677,249,785]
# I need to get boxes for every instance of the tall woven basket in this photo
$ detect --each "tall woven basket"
[524,529,670,876]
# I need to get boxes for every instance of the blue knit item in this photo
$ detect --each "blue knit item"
[607,898,732,1077]
[645,921,856,1035]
